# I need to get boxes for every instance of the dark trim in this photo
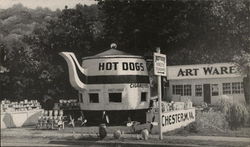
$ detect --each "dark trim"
[87,75,149,84]
[71,55,149,84]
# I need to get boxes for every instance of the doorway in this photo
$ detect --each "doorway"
[203,84,211,104]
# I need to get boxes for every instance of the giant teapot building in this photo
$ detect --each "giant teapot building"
[167,63,245,105]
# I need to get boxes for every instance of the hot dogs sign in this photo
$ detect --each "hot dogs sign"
[98,62,145,71]
[167,63,241,80]
[85,58,148,76]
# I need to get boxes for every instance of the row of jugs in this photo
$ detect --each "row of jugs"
[43,110,64,116]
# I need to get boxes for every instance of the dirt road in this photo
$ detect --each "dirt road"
[1,127,250,147]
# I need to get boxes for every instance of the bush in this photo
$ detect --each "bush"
[227,103,249,129]
[196,110,229,132]
[246,105,250,126]
[217,97,249,130]
[185,121,199,133]
[164,109,229,135]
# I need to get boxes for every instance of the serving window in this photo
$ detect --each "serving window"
[79,93,83,103]
[109,93,122,103]
[141,92,147,102]
[89,93,99,103]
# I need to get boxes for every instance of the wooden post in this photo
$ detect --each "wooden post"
[156,48,163,140]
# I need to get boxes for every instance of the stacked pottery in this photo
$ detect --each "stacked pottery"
[44,110,48,116]
[59,110,63,116]
[49,110,53,116]
[54,110,58,116]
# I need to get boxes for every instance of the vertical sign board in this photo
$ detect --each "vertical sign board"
[154,53,167,76]
[154,51,166,140]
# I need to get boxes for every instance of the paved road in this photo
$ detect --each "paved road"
[1,127,250,147]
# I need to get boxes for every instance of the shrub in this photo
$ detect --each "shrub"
[196,110,229,131]
[227,103,249,129]
[246,105,250,126]
[185,121,199,133]
[181,110,229,134]
[216,97,249,130]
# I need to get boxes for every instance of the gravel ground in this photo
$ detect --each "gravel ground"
[1,126,250,147]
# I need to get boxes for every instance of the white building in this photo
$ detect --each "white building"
[167,63,245,105]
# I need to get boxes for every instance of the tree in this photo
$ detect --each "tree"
[213,0,250,104]
[98,0,250,65]
[234,51,250,104]
[23,4,100,101]
[0,4,59,100]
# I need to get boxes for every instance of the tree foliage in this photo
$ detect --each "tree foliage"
[98,0,250,64]
[0,4,59,100]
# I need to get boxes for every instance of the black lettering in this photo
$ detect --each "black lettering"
[189,112,194,119]
[193,68,199,76]
[177,69,185,77]
[162,115,165,127]
[212,68,220,75]
[203,67,213,75]
[165,116,169,125]
[178,114,181,122]
[135,63,140,71]
[140,63,144,71]
[172,114,175,124]
[123,62,128,70]
[106,62,112,70]
[99,63,105,70]
[221,66,228,74]
[175,114,178,123]
[184,113,188,121]
[186,69,193,76]
[169,115,172,125]
[113,62,118,70]
[229,66,236,74]
[129,62,135,70]
[164,115,168,126]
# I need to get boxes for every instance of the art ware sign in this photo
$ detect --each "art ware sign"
[167,63,241,80]
[147,108,195,133]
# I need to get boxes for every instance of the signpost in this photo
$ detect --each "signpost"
[153,48,166,140]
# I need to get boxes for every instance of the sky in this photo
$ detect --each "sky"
[0,0,97,10]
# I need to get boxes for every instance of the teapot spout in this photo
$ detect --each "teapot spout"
[59,52,86,90]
